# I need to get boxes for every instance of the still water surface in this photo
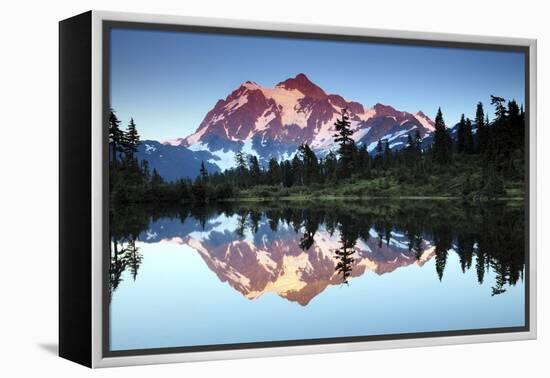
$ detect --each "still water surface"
[109,200,525,351]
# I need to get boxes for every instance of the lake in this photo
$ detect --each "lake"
[108,200,526,352]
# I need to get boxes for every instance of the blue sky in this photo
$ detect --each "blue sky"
[110,28,526,142]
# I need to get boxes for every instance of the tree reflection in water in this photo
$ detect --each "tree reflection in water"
[109,200,525,300]
[333,217,359,284]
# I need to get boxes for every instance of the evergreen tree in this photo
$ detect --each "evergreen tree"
[291,154,303,186]
[457,114,466,153]
[402,131,422,171]
[475,102,488,153]
[140,159,150,178]
[411,130,423,172]
[150,168,164,199]
[434,227,452,281]
[323,151,337,181]
[332,108,355,178]
[191,177,207,203]
[475,101,485,127]
[126,238,142,281]
[491,95,507,122]
[235,151,247,171]
[151,168,163,186]
[476,249,486,284]
[357,144,370,175]
[508,100,523,149]
[414,130,422,151]
[248,155,262,185]
[334,244,355,284]
[491,95,508,154]
[486,114,493,142]
[109,235,128,297]
[109,110,124,163]
[267,157,282,185]
[334,223,357,285]
[123,118,140,159]
[413,130,423,161]
[298,144,319,185]
[235,151,248,187]
[199,160,208,183]
[432,107,452,164]
[376,139,383,154]
[176,178,191,200]
[383,140,392,170]
[281,160,294,187]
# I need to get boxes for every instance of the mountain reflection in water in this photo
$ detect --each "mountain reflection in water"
[109,201,525,306]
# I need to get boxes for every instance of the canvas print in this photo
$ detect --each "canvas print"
[106,25,528,354]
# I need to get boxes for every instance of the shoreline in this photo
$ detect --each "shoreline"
[218,194,525,202]
[111,195,525,207]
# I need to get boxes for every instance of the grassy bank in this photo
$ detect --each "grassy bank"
[234,174,524,203]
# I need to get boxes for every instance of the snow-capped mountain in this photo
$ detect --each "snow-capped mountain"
[166,73,435,170]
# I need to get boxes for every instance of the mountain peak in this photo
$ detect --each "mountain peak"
[241,81,261,91]
[373,102,395,110]
[414,110,435,131]
[416,110,428,118]
[276,73,326,99]
[181,74,436,166]
[294,73,310,81]
[373,102,400,117]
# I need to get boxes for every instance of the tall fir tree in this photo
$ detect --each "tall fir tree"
[123,118,140,159]
[248,155,262,185]
[334,224,357,285]
[475,102,488,153]
[126,239,142,281]
[457,114,466,153]
[432,107,452,164]
[491,95,507,122]
[332,108,355,178]
[234,151,248,187]
[490,95,511,161]
[298,144,319,185]
[108,110,124,163]
[235,151,247,171]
